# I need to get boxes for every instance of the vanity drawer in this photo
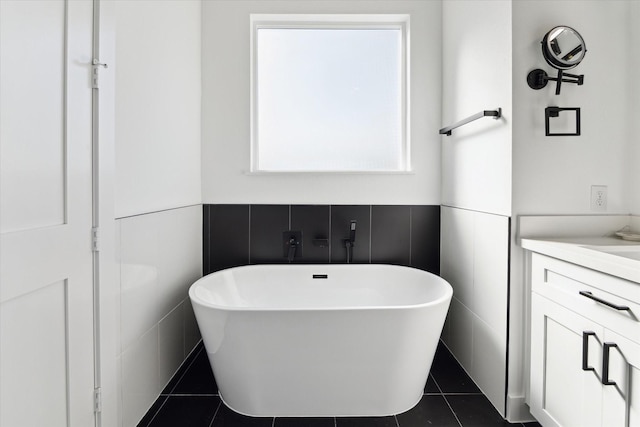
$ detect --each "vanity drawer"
[531,253,640,344]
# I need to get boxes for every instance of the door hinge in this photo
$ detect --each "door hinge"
[91,227,100,252]
[92,58,108,89]
[94,387,102,413]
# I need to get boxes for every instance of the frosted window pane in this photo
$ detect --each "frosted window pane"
[255,28,404,172]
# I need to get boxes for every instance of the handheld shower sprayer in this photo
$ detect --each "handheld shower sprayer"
[349,220,356,244]
[345,220,357,263]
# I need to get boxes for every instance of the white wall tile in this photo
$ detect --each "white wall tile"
[473,213,509,335]
[441,207,508,415]
[117,205,203,426]
[156,206,203,316]
[441,206,474,307]
[116,355,123,427]
[121,326,159,427]
[445,298,474,371]
[120,213,161,352]
[184,297,201,355]
[159,304,185,389]
[472,315,507,416]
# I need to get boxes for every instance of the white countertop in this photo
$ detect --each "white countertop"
[521,237,640,284]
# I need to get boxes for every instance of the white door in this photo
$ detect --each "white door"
[0,1,96,426]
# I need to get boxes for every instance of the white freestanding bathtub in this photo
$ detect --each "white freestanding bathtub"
[189,264,452,417]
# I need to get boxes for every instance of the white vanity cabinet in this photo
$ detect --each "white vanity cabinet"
[528,252,640,427]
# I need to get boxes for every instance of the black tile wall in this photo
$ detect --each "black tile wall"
[410,205,440,273]
[370,205,411,265]
[204,205,250,273]
[291,205,330,263]
[203,204,440,275]
[249,205,289,265]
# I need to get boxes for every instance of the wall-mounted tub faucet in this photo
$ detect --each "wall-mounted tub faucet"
[287,237,297,262]
[283,231,302,263]
[344,220,356,263]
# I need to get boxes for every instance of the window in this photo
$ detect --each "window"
[250,15,409,172]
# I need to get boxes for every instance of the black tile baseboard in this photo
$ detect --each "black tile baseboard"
[203,204,440,275]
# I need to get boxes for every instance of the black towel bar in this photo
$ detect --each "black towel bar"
[439,108,502,136]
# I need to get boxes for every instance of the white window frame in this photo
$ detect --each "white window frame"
[249,14,410,173]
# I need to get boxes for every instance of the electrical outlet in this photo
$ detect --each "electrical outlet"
[590,185,607,212]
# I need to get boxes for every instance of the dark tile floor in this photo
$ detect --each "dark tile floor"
[138,342,541,427]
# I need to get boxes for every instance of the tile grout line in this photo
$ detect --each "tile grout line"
[248,205,252,264]
[328,205,332,262]
[409,206,412,266]
[440,393,464,427]
[167,393,219,397]
[368,205,372,263]
[430,373,444,394]
[439,392,484,396]
[140,394,170,427]
[164,345,204,395]
[207,399,223,427]
[429,374,463,427]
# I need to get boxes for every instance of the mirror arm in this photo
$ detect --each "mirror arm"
[527,69,584,95]
[549,70,584,95]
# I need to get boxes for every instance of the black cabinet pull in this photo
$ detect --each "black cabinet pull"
[602,342,619,386]
[582,331,596,371]
[579,291,631,312]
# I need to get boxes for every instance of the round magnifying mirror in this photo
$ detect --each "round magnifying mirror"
[541,26,586,70]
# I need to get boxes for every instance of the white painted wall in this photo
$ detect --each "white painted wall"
[201,0,442,205]
[632,1,640,215]
[441,0,512,217]
[511,1,633,216]
[114,0,202,218]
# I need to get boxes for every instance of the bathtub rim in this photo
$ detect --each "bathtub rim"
[189,263,453,313]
